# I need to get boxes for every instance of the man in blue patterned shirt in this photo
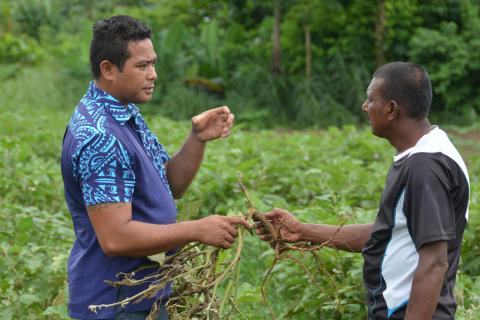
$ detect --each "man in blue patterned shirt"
[61,15,249,320]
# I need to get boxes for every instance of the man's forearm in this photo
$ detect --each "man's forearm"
[88,202,248,257]
[166,131,206,198]
[299,223,373,252]
[97,219,199,257]
[405,241,448,319]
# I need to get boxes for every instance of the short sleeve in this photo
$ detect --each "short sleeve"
[403,154,455,250]
[151,137,170,167]
[73,133,135,206]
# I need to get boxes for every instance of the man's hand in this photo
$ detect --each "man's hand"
[255,208,303,243]
[191,106,234,142]
[255,208,372,252]
[165,106,233,198]
[193,215,250,249]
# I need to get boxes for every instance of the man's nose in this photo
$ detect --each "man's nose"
[361,100,368,112]
[148,65,157,81]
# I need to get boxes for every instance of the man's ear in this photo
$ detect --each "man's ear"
[386,100,399,121]
[99,60,117,81]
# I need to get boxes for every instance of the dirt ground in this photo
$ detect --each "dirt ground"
[446,128,480,161]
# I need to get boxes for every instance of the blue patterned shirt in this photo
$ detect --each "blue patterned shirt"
[61,81,177,319]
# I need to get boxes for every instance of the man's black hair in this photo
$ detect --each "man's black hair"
[373,62,432,119]
[90,15,152,79]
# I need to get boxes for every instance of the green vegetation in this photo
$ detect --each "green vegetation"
[2,0,480,127]
[1,67,479,319]
[1,0,480,319]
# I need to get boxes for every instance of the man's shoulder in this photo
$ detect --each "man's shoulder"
[406,152,465,176]
[68,97,115,141]
[406,152,442,165]
[65,101,126,161]
[409,127,469,179]
[69,95,102,127]
[404,153,456,182]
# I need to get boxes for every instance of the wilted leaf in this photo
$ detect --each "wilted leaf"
[148,252,166,265]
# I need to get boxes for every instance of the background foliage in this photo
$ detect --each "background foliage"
[1,0,480,319]
[2,0,480,127]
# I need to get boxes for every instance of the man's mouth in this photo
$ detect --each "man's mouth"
[143,86,154,93]
[364,114,370,123]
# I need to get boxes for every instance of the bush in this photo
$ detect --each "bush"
[0,33,43,66]
[409,1,480,124]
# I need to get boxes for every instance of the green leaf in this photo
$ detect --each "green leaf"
[0,309,13,320]
[14,216,34,245]
[43,304,69,318]
[26,255,43,273]
[236,282,262,304]
[19,293,41,305]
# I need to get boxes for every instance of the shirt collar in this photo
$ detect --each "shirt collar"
[393,125,438,162]
[87,81,140,126]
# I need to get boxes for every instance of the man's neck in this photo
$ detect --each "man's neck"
[94,79,128,107]
[389,118,433,154]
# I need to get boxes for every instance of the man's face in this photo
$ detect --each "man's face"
[361,77,389,137]
[111,39,157,105]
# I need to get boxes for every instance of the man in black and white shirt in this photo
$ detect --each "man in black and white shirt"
[255,62,469,319]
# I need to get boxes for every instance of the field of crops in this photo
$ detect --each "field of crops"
[1,68,479,319]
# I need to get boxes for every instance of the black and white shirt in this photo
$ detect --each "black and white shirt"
[362,126,470,319]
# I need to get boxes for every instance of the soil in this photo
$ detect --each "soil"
[446,128,480,161]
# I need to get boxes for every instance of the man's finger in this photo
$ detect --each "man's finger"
[226,225,238,238]
[225,233,235,243]
[214,105,230,115]
[259,234,272,241]
[226,113,234,127]
[221,129,231,138]
[228,216,251,229]
[220,112,229,122]
[255,228,265,236]
[221,106,230,114]
[222,241,232,249]
[265,211,283,219]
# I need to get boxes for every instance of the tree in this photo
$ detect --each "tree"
[375,0,386,67]
[272,0,282,75]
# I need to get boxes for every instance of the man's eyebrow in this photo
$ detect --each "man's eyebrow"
[137,57,157,64]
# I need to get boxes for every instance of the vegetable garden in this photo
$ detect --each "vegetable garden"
[2,1,480,318]
[1,68,479,319]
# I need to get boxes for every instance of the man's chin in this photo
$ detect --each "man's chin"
[134,95,153,104]
[371,129,386,139]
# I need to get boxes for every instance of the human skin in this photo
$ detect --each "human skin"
[89,203,249,257]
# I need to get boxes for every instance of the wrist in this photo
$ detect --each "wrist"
[183,220,201,242]
[189,130,207,144]
[296,222,306,241]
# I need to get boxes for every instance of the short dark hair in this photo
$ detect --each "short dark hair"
[373,62,432,119]
[90,15,152,79]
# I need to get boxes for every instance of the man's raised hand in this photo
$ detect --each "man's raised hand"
[191,106,234,142]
